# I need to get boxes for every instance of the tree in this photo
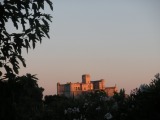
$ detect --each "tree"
[15,74,44,120]
[126,73,160,120]
[0,73,44,120]
[0,0,53,76]
[43,95,75,120]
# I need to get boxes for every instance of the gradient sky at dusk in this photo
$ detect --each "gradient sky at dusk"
[10,0,160,95]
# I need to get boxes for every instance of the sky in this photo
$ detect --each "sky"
[2,0,160,95]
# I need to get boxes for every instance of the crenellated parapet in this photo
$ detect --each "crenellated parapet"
[57,74,117,98]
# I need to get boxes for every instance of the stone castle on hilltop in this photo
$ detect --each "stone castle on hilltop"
[57,74,118,97]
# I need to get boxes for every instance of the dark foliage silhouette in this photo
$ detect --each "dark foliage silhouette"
[0,0,53,76]
[0,73,44,120]
[0,0,53,119]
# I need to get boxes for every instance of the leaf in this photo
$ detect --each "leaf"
[35,19,40,26]
[21,18,26,31]
[43,14,52,22]
[12,42,17,53]
[25,39,30,53]
[41,25,50,38]
[0,71,2,76]
[3,30,10,38]
[38,0,44,9]
[25,7,29,16]
[42,18,49,27]
[25,28,31,34]
[17,55,26,67]
[0,61,3,67]
[32,39,36,49]
[9,55,20,74]
[32,3,37,14]
[45,0,53,11]
[13,65,19,74]
[0,18,5,27]
[29,18,34,29]
[28,33,37,49]
[11,16,18,29]
[4,64,13,74]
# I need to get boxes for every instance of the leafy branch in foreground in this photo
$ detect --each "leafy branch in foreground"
[0,0,53,76]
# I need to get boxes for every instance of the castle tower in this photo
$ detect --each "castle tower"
[82,74,90,84]
[100,79,105,89]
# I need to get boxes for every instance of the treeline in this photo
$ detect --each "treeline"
[0,73,160,120]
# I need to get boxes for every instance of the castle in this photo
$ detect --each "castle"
[57,74,117,98]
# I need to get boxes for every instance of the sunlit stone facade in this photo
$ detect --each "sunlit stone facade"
[57,74,117,97]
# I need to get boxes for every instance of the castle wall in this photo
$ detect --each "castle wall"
[70,83,81,91]
[91,79,105,90]
[105,86,117,96]
[70,83,82,97]
[81,83,88,91]
[57,74,117,98]
[57,83,71,97]
[82,74,91,84]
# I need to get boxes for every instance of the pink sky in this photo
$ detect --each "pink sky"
[3,0,160,95]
